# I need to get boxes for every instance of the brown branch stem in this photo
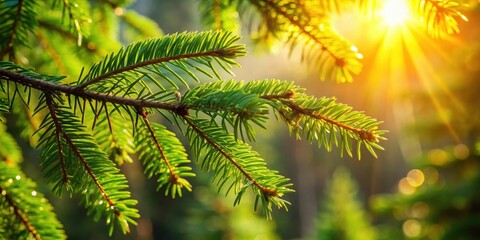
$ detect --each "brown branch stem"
[259,90,376,142]
[75,49,232,90]
[255,0,340,61]
[0,68,180,112]
[138,107,178,183]
[45,96,69,184]
[45,94,120,217]
[284,100,377,142]
[0,0,24,59]
[180,115,276,197]
[0,185,40,240]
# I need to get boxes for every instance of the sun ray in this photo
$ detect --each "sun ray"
[331,0,467,144]
[401,27,462,143]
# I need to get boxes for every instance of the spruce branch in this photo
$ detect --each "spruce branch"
[44,94,116,209]
[0,184,40,240]
[138,108,176,177]
[44,95,69,185]
[0,67,179,111]
[246,0,362,82]
[180,79,385,158]
[180,116,293,218]
[49,0,91,46]
[75,31,246,90]
[0,162,66,240]
[2,66,385,160]
[38,94,139,235]
[0,0,38,60]
[417,0,468,38]
[182,116,268,193]
[1,27,386,223]
[135,107,194,198]
[76,49,232,89]
[281,100,378,142]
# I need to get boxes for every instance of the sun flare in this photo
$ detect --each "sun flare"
[380,0,411,27]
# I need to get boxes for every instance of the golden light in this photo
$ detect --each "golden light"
[380,0,411,27]
[406,169,425,187]
[330,0,467,145]
[398,178,416,195]
[427,149,449,166]
[403,219,422,237]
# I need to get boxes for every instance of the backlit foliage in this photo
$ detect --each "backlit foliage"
[0,0,466,238]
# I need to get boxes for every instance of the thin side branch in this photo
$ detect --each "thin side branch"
[45,97,68,184]
[180,115,278,198]
[0,0,25,59]
[45,94,121,217]
[75,49,235,90]
[284,100,378,142]
[137,107,178,183]
[260,91,378,142]
[253,0,340,62]
[0,185,40,240]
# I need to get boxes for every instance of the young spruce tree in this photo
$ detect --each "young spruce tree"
[0,0,466,238]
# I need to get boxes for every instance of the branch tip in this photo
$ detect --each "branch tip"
[358,130,378,142]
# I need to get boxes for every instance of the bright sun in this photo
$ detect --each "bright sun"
[380,0,411,27]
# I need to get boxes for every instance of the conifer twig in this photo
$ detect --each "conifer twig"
[180,115,279,198]
[137,107,179,183]
[0,185,40,240]
[74,49,238,90]
[45,94,121,217]
[0,68,179,111]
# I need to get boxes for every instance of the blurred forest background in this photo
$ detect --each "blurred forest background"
[13,0,480,239]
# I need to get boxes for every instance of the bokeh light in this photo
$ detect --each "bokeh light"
[427,149,450,166]
[403,219,422,237]
[406,169,425,187]
[398,177,416,195]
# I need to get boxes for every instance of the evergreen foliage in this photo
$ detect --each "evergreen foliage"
[315,167,377,240]
[0,0,468,238]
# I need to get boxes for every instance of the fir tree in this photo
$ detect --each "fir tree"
[315,167,377,240]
